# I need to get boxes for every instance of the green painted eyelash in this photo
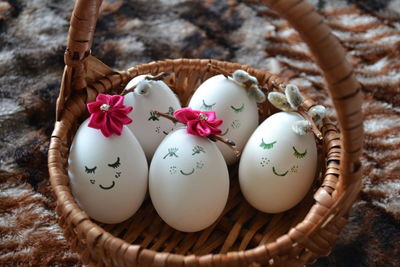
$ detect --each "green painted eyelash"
[85,166,97,174]
[108,157,121,168]
[192,145,205,155]
[293,146,307,159]
[201,99,216,110]
[163,148,179,159]
[260,139,277,149]
[230,103,245,113]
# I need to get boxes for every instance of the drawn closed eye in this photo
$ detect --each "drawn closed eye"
[108,157,121,168]
[260,139,277,149]
[163,148,179,159]
[85,166,97,174]
[230,103,245,113]
[201,99,216,110]
[192,145,205,155]
[293,146,307,159]
[148,111,160,121]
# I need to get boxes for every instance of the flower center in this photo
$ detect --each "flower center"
[100,104,110,112]
[199,113,208,120]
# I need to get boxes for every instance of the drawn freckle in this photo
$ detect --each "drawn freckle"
[169,166,177,175]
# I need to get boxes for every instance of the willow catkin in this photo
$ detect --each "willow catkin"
[292,120,311,135]
[285,84,303,110]
[268,92,293,112]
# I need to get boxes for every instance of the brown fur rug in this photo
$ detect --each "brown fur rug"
[1,0,399,266]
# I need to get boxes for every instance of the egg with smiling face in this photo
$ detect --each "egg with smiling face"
[124,75,181,160]
[68,119,148,224]
[239,112,317,213]
[188,75,259,165]
[149,128,229,232]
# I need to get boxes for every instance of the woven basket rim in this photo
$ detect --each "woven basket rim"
[49,0,364,265]
[49,58,362,266]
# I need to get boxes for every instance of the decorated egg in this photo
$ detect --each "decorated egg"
[68,94,148,224]
[68,121,148,223]
[124,74,181,160]
[149,128,229,232]
[239,112,317,213]
[188,73,263,165]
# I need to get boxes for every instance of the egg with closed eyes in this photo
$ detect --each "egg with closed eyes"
[239,112,317,213]
[188,74,260,165]
[149,128,229,232]
[68,119,148,223]
[124,74,181,160]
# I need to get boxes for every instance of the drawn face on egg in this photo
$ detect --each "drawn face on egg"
[124,76,182,160]
[83,156,124,190]
[147,106,176,136]
[200,99,245,137]
[162,144,207,176]
[258,138,308,177]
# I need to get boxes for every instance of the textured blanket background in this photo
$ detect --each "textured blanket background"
[1,0,399,266]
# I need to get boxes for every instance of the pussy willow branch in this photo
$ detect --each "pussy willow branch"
[297,107,323,141]
[152,110,179,124]
[208,64,257,91]
[276,83,323,141]
[151,110,241,157]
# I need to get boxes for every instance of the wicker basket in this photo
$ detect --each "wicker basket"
[48,0,364,266]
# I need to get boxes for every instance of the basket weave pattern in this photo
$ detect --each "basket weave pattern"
[48,0,363,266]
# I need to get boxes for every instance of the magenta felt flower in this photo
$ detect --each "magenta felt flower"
[174,107,223,137]
[87,94,133,137]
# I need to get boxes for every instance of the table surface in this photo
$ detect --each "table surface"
[0,0,399,266]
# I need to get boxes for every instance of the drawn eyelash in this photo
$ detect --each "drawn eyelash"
[85,166,97,174]
[293,146,307,159]
[108,157,121,168]
[260,139,277,149]
[230,103,245,113]
[201,99,216,110]
[167,106,175,116]
[148,111,160,121]
[192,145,205,155]
[163,148,179,159]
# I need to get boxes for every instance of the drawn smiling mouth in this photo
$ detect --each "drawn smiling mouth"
[272,166,289,177]
[99,181,115,190]
[180,168,195,176]
[220,128,229,136]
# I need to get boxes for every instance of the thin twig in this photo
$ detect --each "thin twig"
[273,82,323,141]
[120,85,136,96]
[151,110,241,157]
[298,106,323,141]
[145,72,170,81]
[151,110,179,124]
[120,72,170,96]
[209,63,259,91]
[208,135,241,157]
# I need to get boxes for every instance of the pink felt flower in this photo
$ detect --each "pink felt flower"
[174,107,223,137]
[87,94,133,137]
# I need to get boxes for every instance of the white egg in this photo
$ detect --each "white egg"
[188,75,259,165]
[68,120,148,224]
[124,75,181,160]
[149,128,229,232]
[239,112,317,213]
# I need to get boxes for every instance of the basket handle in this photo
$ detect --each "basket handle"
[62,0,363,188]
